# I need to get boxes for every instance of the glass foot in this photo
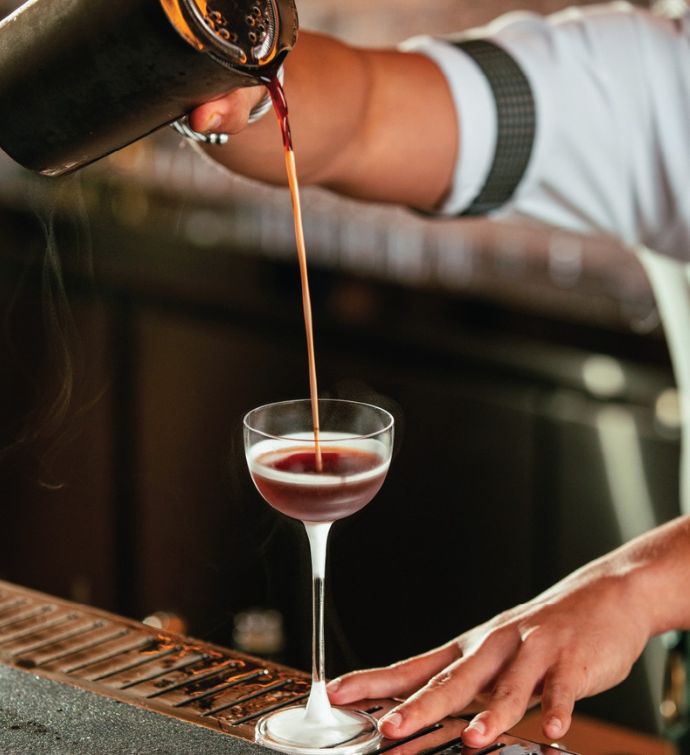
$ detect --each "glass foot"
[255,704,382,755]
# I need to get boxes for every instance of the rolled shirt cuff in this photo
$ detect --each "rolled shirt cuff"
[400,35,497,216]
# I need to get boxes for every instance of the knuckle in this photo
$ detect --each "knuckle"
[544,678,576,705]
[427,670,454,690]
[559,661,591,694]
[491,683,525,709]
[478,625,512,652]
[401,676,462,718]
[516,620,545,647]
[547,702,573,720]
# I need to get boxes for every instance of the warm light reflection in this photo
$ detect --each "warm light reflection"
[582,355,626,399]
[656,388,682,432]
[160,0,206,50]
[233,608,285,655]
[548,235,582,288]
[143,611,188,635]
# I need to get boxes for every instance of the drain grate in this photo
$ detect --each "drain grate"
[0,581,577,754]
[0,581,309,742]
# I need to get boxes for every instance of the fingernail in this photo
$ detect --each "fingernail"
[379,711,403,731]
[205,113,222,132]
[326,678,341,692]
[466,718,486,736]
[546,717,562,734]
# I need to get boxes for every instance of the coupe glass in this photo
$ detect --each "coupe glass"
[244,398,394,754]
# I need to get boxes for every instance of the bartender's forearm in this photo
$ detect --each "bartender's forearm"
[189,32,458,210]
[540,513,690,642]
[616,514,690,637]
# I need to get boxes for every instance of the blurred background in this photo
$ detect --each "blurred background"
[0,0,684,742]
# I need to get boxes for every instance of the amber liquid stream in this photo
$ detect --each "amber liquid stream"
[263,73,323,471]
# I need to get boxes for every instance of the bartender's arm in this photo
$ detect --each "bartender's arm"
[329,515,690,746]
[191,2,690,256]
[190,32,458,211]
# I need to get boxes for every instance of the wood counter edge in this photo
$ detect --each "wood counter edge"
[511,711,677,755]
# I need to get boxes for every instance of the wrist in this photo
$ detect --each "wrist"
[614,559,659,642]
[619,516,690,638]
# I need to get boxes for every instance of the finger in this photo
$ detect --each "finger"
[378,634,515,740]
[540,668,576,741]
[463,632,554,747]
[461,655,546,748]
[188,87,264,134]
[327,642,460,705]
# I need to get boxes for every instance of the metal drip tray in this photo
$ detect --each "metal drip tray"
[0,581,578,754]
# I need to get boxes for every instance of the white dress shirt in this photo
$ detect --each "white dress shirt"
[407,2,690,261]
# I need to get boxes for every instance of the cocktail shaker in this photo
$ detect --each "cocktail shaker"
[0,0,298,176]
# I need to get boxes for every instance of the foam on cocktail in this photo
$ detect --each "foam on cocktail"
[248,433,389,486]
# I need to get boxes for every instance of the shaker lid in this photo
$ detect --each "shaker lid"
[174,0,280,66]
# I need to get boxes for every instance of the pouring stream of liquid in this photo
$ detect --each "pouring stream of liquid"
[264,74,323,472]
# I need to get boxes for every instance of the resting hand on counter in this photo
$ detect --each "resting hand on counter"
[327,516,690,746]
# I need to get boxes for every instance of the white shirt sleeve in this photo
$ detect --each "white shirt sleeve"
[406,2,690,261]
[399,35,497,214]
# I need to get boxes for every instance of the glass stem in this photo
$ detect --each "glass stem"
[304,520,336,723]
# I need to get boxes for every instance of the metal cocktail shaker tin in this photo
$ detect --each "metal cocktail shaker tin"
[0,0,298,176]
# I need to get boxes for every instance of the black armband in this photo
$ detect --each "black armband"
[453,39,536,217]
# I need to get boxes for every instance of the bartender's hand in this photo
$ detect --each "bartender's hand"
[328,515,690,747]
[186,32,458,211]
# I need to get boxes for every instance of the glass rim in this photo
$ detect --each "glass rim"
[243,398,394,442]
